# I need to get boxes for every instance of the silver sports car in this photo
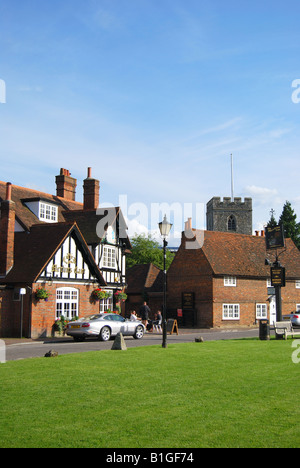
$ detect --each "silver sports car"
[66,313,145,342]
[283,313,300,327]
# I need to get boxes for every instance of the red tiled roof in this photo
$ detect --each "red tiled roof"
[180,230,300,279]
[126,264,163,294]
[0,181,82,231]
[0,181,131,247]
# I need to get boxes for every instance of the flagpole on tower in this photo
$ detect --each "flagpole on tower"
[231,153,234,201]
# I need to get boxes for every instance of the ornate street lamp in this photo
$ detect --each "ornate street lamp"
[158,215,173,348]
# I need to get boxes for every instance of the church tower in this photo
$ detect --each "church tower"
[206,197,253,235]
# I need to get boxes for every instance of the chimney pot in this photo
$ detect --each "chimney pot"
[0,186,16,276]
[56,169,77,201]
[185,218,192,231]
[6,182,12,201]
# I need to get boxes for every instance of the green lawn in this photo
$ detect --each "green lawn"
[0,339,299,448]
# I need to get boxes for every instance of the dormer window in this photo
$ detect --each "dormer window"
[22,198,58,223]
[39,202,58,222]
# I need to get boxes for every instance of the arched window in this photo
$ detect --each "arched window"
[228,215,237,232]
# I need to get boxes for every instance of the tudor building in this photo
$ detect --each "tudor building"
[0,168,130,338]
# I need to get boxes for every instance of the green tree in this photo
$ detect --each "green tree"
[126,233,175,270]
[279,201,300,249]
[267,209,277,228]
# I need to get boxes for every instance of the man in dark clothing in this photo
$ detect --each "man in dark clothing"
[139,302,151,329]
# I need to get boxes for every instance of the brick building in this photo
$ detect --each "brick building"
[125,263,163,318]
[0,168,130,338]
[167,225,300,328]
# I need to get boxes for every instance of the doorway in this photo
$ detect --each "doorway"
[269,296,276,325]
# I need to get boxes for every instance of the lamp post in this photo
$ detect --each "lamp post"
[158,215,173,348]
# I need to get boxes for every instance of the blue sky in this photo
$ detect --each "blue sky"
[1,0,300,243]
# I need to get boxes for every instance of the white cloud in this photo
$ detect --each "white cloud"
[246,185,278,197]
[18,86,43,93]
[198,118,243,137]
[125,217,182,247]
[125,217,148,238]
[268,128,292,139]
[245,185,283,209]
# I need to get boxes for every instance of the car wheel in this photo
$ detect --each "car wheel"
[99,326,111,342]
[133,325,144,340]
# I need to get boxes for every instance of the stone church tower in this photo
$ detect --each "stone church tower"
[206,197,253,235]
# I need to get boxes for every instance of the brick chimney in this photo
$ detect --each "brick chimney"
[0,183,16,277]
[55,168,77,201]
[83,167,100,210]
[185,218,192,232]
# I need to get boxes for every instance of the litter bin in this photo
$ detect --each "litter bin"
[259,320,270,341]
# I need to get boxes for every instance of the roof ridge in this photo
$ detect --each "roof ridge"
[0,181,83,205]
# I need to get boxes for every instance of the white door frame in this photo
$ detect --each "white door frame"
[269,296,276,325]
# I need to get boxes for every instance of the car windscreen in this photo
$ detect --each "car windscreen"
[104,314,125,322]
[78,315,102,322]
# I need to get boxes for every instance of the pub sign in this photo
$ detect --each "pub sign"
[182,292,195,310]
[271,267,286,288]
[265,225,285,250]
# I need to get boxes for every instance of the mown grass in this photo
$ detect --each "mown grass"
[0,339,299,448]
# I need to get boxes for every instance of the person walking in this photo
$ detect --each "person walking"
[139,302,151,330]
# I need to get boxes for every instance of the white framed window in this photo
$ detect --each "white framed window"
[39,202,58,222]
[223,304,240,320]
[256,304,268,319]
[224,276,237,287]
[56,287,79,320]
[103,246,116,269]
[296,280,300,289]
[99,291,113,313]
[296,304,300,313]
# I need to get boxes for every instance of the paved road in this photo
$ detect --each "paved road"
[3,328,260,362]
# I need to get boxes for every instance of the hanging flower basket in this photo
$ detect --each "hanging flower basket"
[114,291,127,302]
[92,289,111,301]
[35,287,50,301]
